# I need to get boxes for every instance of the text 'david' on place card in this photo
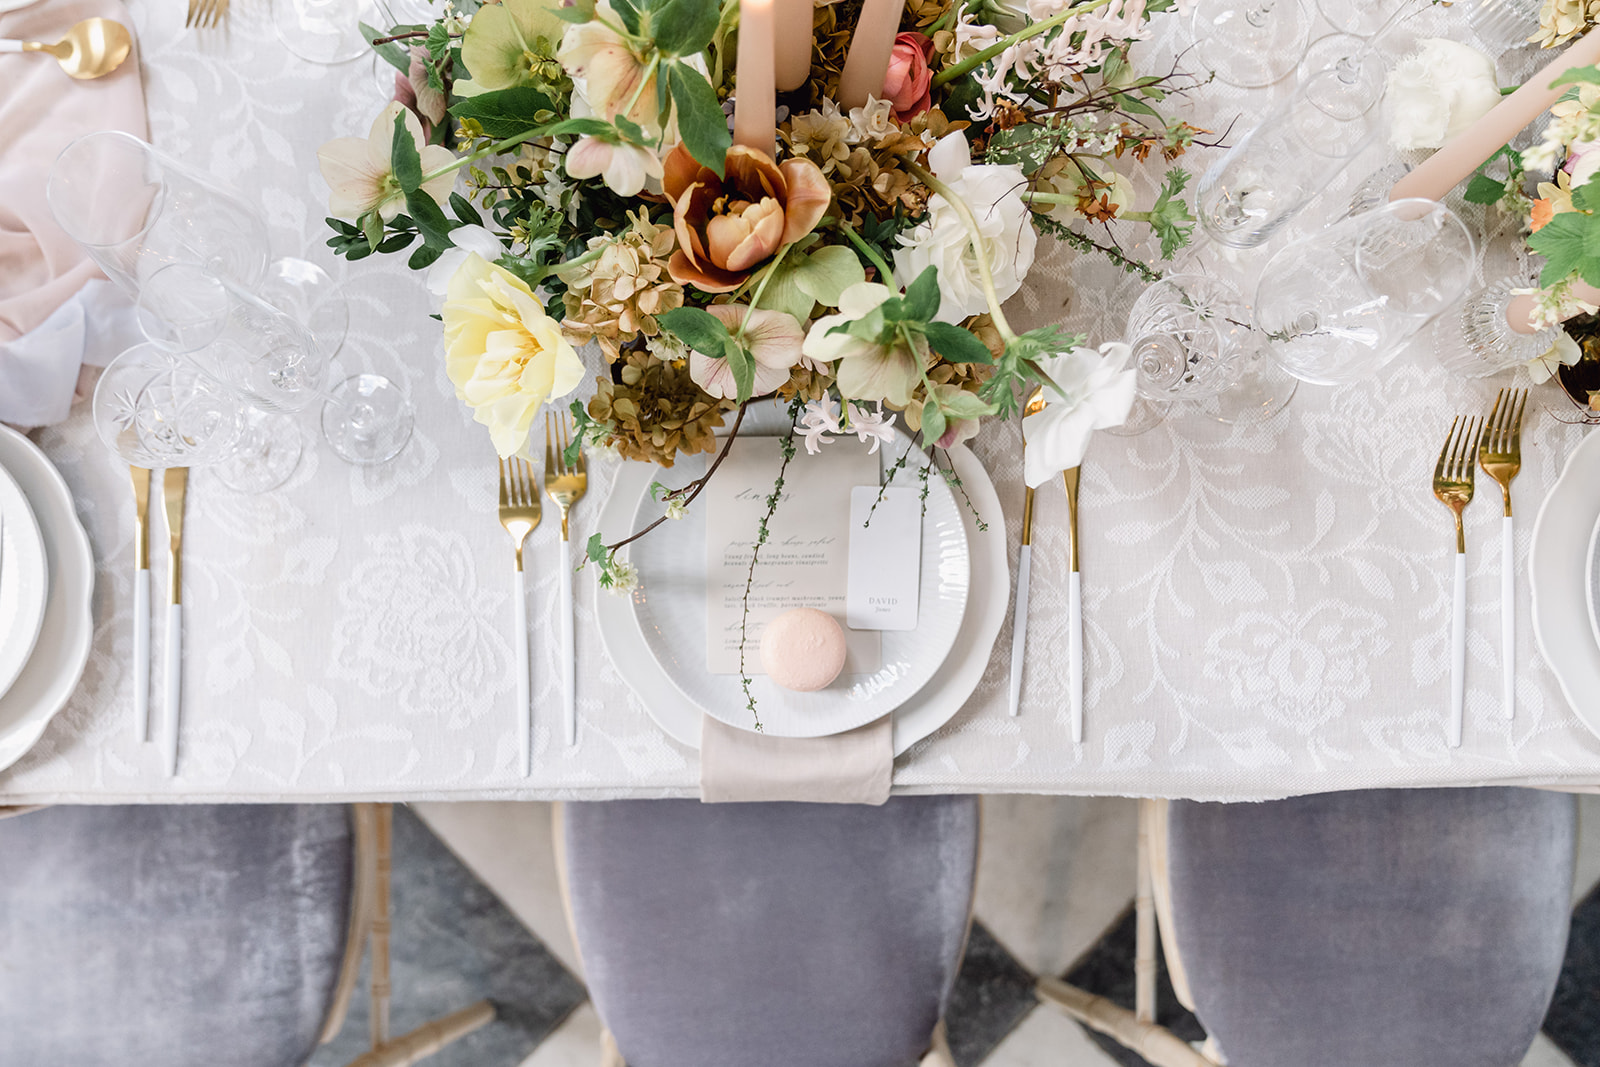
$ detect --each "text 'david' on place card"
[704,436,881,676]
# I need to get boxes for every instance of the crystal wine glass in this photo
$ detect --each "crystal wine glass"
[1256,198,1477,385]
[1117,274,1297,430]
[138,262,414,466]
[1427,276,1566,379]
[94,344,307,493]
[1189,0,1313,89]
[1195,67,1385,249]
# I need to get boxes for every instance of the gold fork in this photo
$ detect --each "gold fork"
[185,0,227,28]
[1434,415,1481,749]
[545,412,588,747]
[1478,387,1527,723]
[499,456,541,776]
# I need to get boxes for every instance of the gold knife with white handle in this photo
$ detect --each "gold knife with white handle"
[131,467,151,743]
[161,468,187,777]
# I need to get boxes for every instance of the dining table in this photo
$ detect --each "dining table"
[6,0,1600,805]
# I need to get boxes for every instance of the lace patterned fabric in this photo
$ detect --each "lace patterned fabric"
[4,0,1598,802]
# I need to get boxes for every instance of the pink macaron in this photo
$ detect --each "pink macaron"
[760,608,848,692]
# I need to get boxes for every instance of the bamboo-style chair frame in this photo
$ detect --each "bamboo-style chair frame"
[1035,799,1217,1067]
[0,802,495,1067]
[550,801,965,1067]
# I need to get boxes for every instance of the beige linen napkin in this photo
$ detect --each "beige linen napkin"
[0,0,146,426]
[699,713,893,804]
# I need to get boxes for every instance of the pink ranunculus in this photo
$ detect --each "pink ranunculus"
[883,32,934,121]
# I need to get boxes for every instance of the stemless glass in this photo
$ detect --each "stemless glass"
[1256,198,1477,385]
[47,131,270,296]
[1189,0,1312,89]
[1427,276,1566,378]
[1195,67,1385,249]
[138,263,414,466]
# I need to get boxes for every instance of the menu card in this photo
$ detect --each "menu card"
[703,436,882,675]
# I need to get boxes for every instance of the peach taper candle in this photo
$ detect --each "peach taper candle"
[1390,29,1600,204]
[775,0,814,92]
[837,0,905,108]
[735,0,777,158]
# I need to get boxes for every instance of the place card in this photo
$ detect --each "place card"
[703,436,882,675]
[846,486,921,630]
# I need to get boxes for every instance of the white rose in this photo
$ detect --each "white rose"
[892,132,1037,324]
[1384,38,1501,152]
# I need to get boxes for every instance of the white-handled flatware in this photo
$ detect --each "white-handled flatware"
[1064,465,1083,743]
[497,457,541,776]
[545,412,588,748]
[1009,389,1048,717]
[1433,416,1481,749]
[161,467,187,776]
[131,466,151,742]
[1478,388,1526,720]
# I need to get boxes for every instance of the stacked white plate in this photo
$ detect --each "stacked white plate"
[0,426,95,773]
[595,405,1009,755]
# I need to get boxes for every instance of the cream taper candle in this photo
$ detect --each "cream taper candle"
[1390,29,1600,204]
[735,0,777,158]
[837,0,905,108]
[776,0,814,92]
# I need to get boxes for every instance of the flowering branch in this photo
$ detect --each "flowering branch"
[930,0,1118,89]
[600,400,750,555]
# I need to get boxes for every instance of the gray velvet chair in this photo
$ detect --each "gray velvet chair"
[556,796,980,1067]
[1039,789,1577,1067]
[0,803,493,1067]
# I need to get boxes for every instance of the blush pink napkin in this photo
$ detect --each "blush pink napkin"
[0,0,145,425]
[699,713,893,804]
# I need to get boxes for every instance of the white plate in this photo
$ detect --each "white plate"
[0,461,48,703]
[628,422,970,738]
[1587,509,1600,655]
[595,443,1008,756]
[0,425,95,774]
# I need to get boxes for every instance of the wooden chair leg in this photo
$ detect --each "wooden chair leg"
[920,1018,956,1067]
[371,803,394,1050]
[1036,976,1217,1067]
[342,1000,496,1067]
[1136,798,1158,1023]
[599,1025,625,1067]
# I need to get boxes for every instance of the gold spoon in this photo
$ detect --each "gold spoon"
[0,18,133,80]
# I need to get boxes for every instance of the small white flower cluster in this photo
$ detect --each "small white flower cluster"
[799,398,899,455]
[1512,278,1599,330]
[441,0,468,35]
[1523,84,1600,174]
[793,97,938,151]
[965,0,1157,119]
[597,555,639,595]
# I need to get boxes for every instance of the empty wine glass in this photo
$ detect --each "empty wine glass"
[47,131,270,296]
[1256,198,1477,385]
[1196,67,1385,249]
[1315,0,1410,38]
[138,263,413,466]
[275,0,384,63]
[93,344,305,493]
[1189,0,1312,88]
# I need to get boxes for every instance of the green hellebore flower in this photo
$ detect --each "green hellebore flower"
[456,0,569,98]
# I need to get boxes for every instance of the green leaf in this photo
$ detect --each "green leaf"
[448,87,560,139]
[408,242,446,269]
[791,245,866,305]
[449,192,482,226]
[901,266,942,323]
[668,62,731,177]
[610,0,642,34]
[586,532,608,563]
[362,21,410,73]
[1576,179,1600,212]
[652,0,720,56]
[919,401,947,447]
[1463,171,1506,205]
[1552,64,1600,89]
[924,320,994,364]
[390,112,423,194]
[377,231,418,254]
[659,305,734,354]
[553,0,597,22]
[939,389,995,420]
[360,209,386,252]
[406,188,456,249]
[723,337,755,402]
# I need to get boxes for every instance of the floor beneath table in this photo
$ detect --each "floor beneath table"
[321,797,1600,1067]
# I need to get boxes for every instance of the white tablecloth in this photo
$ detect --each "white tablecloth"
[6,0,1600,803]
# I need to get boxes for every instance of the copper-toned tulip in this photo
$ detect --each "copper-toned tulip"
[662,143,831,293]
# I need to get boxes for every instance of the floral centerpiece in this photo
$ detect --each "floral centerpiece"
[320,0,1202,583]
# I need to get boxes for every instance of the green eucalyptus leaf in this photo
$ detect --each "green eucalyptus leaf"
[390,112,423,193]
[408,242,446,269]
[405,188,456,249]
[668,62,731,177]
[449,192,482,226]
